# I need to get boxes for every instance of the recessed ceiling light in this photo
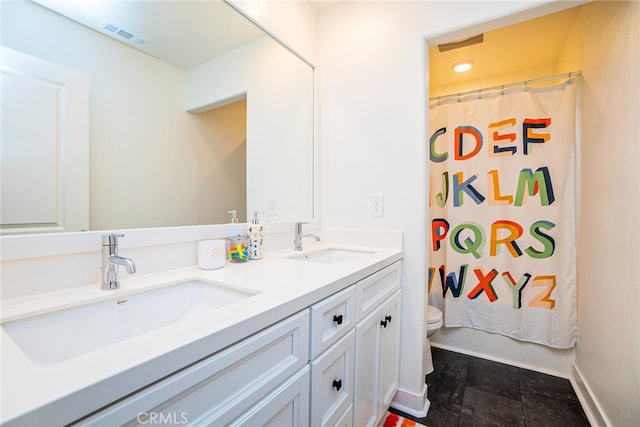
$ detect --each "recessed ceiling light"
[453,61,473,73]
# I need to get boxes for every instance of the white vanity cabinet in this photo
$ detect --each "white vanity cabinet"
[310,260,402,427]
[353,263,402,427]
[73,310,310,426]
[69,260,402,427]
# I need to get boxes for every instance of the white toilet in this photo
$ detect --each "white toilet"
[424,304,443,375]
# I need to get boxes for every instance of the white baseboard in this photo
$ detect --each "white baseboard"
[390,384,430,418]
[430,342,569,379]
[570,364,609,427]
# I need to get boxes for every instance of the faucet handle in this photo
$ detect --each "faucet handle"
[102,233,125,246]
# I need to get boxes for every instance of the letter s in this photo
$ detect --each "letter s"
[525,220,556,259]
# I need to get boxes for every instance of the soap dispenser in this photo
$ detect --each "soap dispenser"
[227,210,238,224]
[248,211,264,260]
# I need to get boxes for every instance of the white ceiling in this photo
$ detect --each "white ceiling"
[429,5,582,89]
[33,0,266,70]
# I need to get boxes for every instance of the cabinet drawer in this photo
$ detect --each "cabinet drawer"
[74,310,309,426]
[310,285,356,359]
[310,329,355,427]
[355,261,401,322]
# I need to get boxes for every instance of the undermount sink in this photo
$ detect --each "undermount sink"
[2,279,258,365]
[288,248,374,264]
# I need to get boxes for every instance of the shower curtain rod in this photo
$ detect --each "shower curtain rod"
[429,70,581,103]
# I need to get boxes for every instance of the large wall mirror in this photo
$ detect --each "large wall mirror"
[0,0,314,235]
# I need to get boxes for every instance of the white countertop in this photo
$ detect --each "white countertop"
[0,243,402,425]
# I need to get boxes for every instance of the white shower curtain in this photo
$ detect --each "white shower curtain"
[428,77,578,348]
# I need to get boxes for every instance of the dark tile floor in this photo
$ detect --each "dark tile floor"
[391,348,590,427]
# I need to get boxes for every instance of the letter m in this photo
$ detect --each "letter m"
[514,167,555,206]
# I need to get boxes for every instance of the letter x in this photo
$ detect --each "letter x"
[467,268,499,302]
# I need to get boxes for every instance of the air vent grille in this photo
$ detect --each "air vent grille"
[103,23,118,33]
[98,20,147,47]
[437,34,484,52]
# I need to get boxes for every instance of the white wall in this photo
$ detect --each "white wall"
[1,0,245,229]
[556,2,640,426]
[317,0,589,416]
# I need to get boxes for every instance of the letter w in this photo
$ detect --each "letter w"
[443,265,468,298]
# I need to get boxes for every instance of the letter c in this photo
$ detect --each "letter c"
[429,127,448,163]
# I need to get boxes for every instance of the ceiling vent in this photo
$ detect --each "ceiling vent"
[437,34,484,52]
[98,20,147,47]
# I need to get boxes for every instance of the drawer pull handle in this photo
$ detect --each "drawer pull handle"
[385,315,392,323]
[332,379,342,392]
[333,314,344,325]
[380,319,388,328]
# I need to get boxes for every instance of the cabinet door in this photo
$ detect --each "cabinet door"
[353,307,380,427]
[74,311,309,426]
[354,289,402,427]
[333,403,354,427]
[231,366,310,427]
[379,291,401,412]
[310,329,355,427]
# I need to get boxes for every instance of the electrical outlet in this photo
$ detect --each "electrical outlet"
[370,194,384,217]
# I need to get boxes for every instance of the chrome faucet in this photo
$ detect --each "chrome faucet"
[294,221,320,251]
[101,233,136,290]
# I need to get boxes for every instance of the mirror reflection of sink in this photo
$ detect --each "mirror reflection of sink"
[288,248,374,264]
[2,279,258,365]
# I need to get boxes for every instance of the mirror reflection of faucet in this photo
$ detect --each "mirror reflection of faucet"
[228,210,239,224]
[294,221,320,251]
[101,233,136,290]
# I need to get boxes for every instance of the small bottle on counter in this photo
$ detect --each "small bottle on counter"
[248,211,264,260]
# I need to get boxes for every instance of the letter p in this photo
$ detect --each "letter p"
[431,218,450,251]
